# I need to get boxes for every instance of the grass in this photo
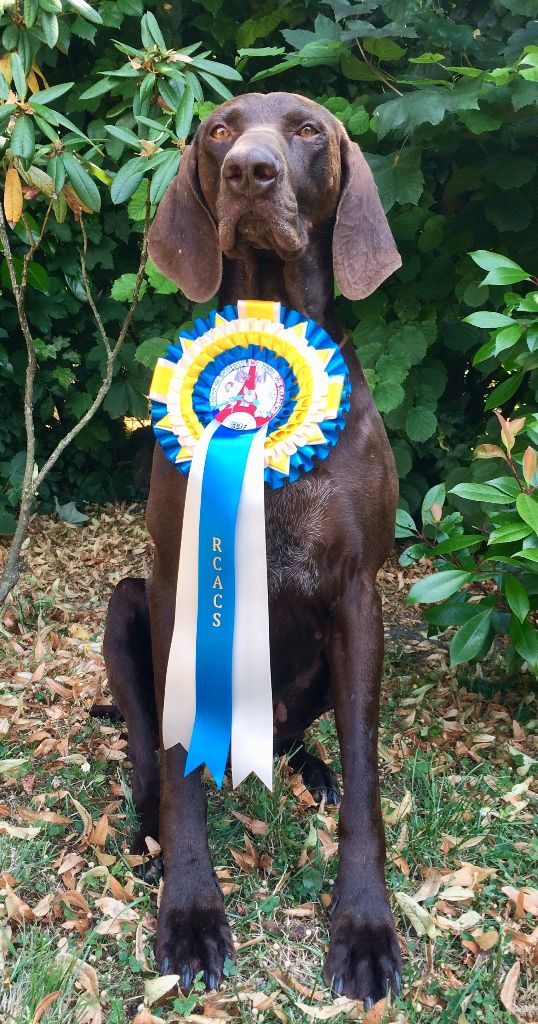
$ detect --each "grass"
[0,508,537,1023]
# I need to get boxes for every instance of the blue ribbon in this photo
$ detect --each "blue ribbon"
[184,423,259,787]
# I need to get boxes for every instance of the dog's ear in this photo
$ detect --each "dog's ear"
[333,134,401,300]
[147,142,222,302]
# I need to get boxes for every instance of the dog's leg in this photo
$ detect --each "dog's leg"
[149,582,234,990]
[103,577,160,861]
[323,572,401,1005]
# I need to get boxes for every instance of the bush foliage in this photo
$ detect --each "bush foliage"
[0,0,537,531]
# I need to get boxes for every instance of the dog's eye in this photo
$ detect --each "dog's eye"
[210,124,231,140]
[297,124,319,138]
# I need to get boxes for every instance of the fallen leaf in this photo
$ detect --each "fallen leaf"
[232,810,269,835]
[413,867,444,902]
[500,960,520,1014]
[5,882,35,923]
[145,974,179,1006]
[31,991,61,1024]
[473,930,499,950]
[296,998,360,1019]
[502,886,538,917]
[0,824,40,841]
[395,892,437,938]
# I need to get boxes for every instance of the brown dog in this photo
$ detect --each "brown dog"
[103,91,402,1005]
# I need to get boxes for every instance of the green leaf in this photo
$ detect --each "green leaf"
[141,11,166,48]
[458,109,501,133]
[29,82,74,105]
[41,11,59,48]
[469,251,528,273]
[105,124,140,148]
[127,178,148,220]
[450,608,492,666]
[10,52,26,99]
[197,70,234,101]
[494,324,523,355]
[189,56,242,81]
[374,90,448,140]
[10,115,35,161]
[80,78,115,100]
[111,273,147,302]
[504,576,530,623]
[395,507,417,538]
[47,155,65,194]
[409,52,444,63]
[24,0,39,29]
[175,84,194,139]
[406,406,437,442]
[135,335,170,368]
[421,483,445,526]
[509,616,538,668]
[473,338,496,365]
[110,158,146,205]
[407,569,474,604]
[64,0,103,24]
[516,492,538,535]
[482,268,530,286]
[463,312,515,328]
[513,548,538,563]
[484,372,524,411]
[146,258,178,294]
[432,534,483,555]
[450,483,513,504]
[489,523,532,545]
[347,106,369,136]
[372,380,404,413]
[63,152,101,212]
[149,149,180,205]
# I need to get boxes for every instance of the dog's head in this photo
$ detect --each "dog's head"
[148,92,401,303]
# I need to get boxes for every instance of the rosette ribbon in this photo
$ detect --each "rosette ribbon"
[150,299,351,789]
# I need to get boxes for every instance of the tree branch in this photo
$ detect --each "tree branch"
[0,196,151,604]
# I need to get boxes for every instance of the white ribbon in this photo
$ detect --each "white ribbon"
[162,419,274,790]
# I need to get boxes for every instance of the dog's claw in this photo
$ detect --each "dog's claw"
[180,965,194,990]
[364,996,374,1011]
[161,955,174,976]
[332,976,345,997]
[326,788,341,806]
[206,971,219,991]
[394,971,401,994]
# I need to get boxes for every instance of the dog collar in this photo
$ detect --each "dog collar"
[149,300,351,790]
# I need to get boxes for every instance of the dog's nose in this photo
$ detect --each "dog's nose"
[223,147,280,196]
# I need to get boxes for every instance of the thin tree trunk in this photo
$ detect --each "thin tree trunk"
[0,199,151,605]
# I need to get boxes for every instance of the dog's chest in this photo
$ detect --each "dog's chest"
[264,475,335,599]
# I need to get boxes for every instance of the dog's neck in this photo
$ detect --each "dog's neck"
[218,227,344,342]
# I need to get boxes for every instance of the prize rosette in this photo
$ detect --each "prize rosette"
[149,299,350,790]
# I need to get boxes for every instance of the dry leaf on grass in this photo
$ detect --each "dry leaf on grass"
[5,882,35,923]
[395,892,437,938]
[31,991,60,1024]
[133,1011,163,1024]
[0,824,41,839]
[500,960,520,1014]
[413,868,444,902]
[296,997,360,1019]
[144,974,179,1006]
[232,810,268,835]
[503,887,538,917]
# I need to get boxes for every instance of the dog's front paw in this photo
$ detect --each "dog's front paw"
[156,886,234,991]
[324,897,402,1005]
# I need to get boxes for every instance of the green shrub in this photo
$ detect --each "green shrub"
[1,0,537,531]
[402,251,538,676]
